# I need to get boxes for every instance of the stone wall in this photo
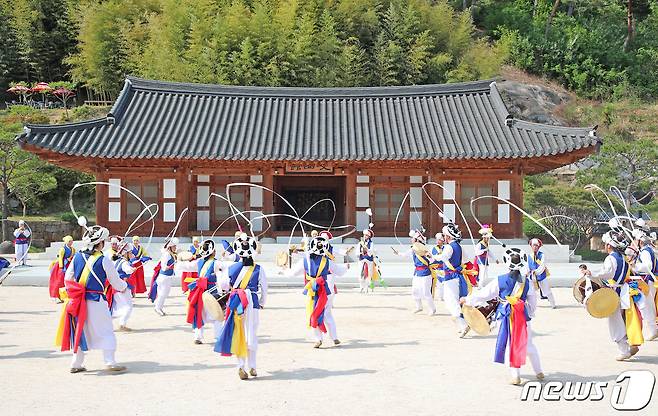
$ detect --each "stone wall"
[2,220,82,250]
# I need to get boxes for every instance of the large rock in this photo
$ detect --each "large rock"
[497,80,572,126]
[0,240,14,254]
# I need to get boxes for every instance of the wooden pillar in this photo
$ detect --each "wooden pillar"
[345,169,356,229]
[95,170,108,229]
[262,169,274,237]
[178,166,190,236]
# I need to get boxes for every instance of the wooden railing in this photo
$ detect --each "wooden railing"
[84,100,114,107]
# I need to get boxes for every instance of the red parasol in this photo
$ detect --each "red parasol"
[31,82,52,93]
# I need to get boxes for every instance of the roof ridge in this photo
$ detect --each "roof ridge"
[23,117,110,133]
[126,76,495,98]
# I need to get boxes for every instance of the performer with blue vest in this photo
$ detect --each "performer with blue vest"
[358,229,375,293]
[584,230,645,361]
[631,221,658,341]
[57,218,128,373]
[110,242,137,332]
[149,238,178,316]
[181,237,201,292]
[432,223,470,337]
[393,229,436,316]
[430,232,446,301]
[461,248,544,385]
[189,237,201,258]
[215,233,268,380]
[528,238,556,308]
[287,233,338,348]
[187,239,224,344]
[13,220,30,266]
[220,231,243,262]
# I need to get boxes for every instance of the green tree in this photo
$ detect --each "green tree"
[9,157,57,216]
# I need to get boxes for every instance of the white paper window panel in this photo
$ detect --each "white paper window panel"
[197,174,210,182]
[498,204,510,224]
[197,186,210,207]
[410,176,423,184]
[443,180,456,200]
[356,175,369,183]
[250,175,263,183]
[409,212,422,230]
[108,179,121,198]
[443,204,456,223]
[197,210,210,231]
[356,211,370,230]
[250,187,263,208]
[108,202,121,222]
[410,187,423,208]
[356,186,369,207]
[498,180,511,200]
[163,203,176,222]
[163,179,176,199]
[250,211,263,232]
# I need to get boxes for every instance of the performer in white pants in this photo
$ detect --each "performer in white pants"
[322,230,349,345]
[432,223,469,337]
[461,248,544,385]
[585,231,644,360]
[149,238,178,316]
[216,233,268,380]
[58,221,128,373]
[631,224,658,341]
[394,229,436,316]
[474,224,497,287]
[13,220,30,266]
[186,239,224,344]
[111,243,136,331]
[287,233,340,348]
[528,239,556,308]
[357,229,375,293]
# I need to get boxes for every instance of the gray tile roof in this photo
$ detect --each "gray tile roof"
[18,77,600,161]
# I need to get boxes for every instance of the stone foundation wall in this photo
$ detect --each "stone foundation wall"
[2,220,82,249]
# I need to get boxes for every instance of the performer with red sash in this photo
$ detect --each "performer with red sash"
[461,248,543,385]
[215,233,268,380]
[55,219,128,373]
[13,220,30,266]
[186,239,224,344]
[473,224,497,287]
[129,236,151,295]
[393,229,436,316]
[585,230,646,360]
[631,220,658,340]
[49,235,75,302]
[110,242,137,332]
[287,233,337,348]
[181,237,201,292]
[149,237,177,316]
[528,238,556,308]
[320,230,349,345]
[432,223,470,337]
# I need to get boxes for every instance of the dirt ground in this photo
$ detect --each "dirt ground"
[1,287,657,416]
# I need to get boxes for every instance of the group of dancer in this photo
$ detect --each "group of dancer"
[48,203,657,384]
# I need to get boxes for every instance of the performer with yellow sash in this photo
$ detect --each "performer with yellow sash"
[431,223,470,337]
[49,235,75,303]
[129,236,151,295]
[57,219,128,373]
[320,230,349,345]
[631,222,658,341]
[393,229,436,316]
[430,232,446,301]
[287,233,338,348]
[473,224,497,287]
[528,238,556,308]
[461,248,544,385]
[357,229,376,293]
[187,239,224,344]
[110,241,137,332]
[215,233,268,380]
[585,231,645,360]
